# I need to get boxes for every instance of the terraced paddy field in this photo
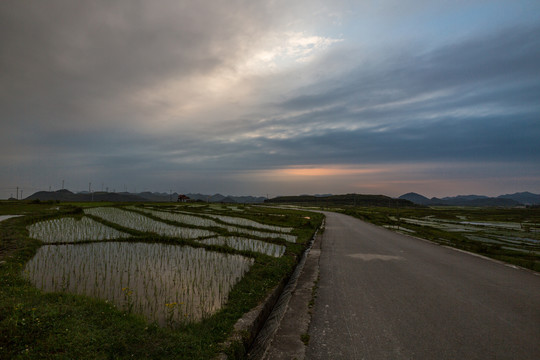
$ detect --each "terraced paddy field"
[0,201,322,359]
[341,206,540,271]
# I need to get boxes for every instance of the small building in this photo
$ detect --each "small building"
[177,194,190,202]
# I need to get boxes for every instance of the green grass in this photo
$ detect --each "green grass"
[300,333,310,345]
[0,201,323,359]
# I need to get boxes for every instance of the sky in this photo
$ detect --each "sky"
[1,0,540,199]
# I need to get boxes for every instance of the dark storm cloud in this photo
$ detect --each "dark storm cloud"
[0,0,274,133]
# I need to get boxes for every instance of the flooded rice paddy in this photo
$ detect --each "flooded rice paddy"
[195,213,294,233]
[133,207,297,242]
[133,207,221,227]
[0,215,21,222]
[22,205,299,326]
[225,227,297,243]
[198,236,286,257]
[398,216,540,255]
[84,207,215,238]
[23,242,253,326]
[27,217,130,243]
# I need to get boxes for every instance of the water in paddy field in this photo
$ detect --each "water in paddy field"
[0,215,21,222]
[27,217,130,243]
[400,217,540,254]
[198,236,286,257]
[129,206,297,242]
[84,207,216,238]
[23,242,253,326]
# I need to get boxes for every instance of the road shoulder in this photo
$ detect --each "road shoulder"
[262,231,322,360]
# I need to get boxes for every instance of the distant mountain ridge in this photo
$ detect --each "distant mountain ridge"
[23,189,540,206]
[24,190,266,203]
[266,193,414,207]
[399,192,432,205]
[498,191,540,205]
[399,192,540,206]
[185,193,266,203]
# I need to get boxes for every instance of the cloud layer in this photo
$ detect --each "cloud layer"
[1,0,539,198]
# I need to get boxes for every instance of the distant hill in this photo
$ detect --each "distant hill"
[498,192,540,205]
[399,192,432,205]
[231,195,268,204]
[137,192,179,202]
[209,194,228,202]
[25,190,267,203]
[266,194,414,207]
[441,195,489,201]
[186,193,265,203]
[399,192,540,207]
[25,189,145,202]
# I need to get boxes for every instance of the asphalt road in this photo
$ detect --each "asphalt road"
[306,212,540,359]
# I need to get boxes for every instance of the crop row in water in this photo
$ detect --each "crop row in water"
[198,236,286,257]
[225,226,297,243]
[84,207,215,239]
[22,242,254,326]
[136,206,297,242]
[132,207,221,227]
[144,206,293,232]
[196,213,293,233]
[131,208,287,256]
[27,217,131,243]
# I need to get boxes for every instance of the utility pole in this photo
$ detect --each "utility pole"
[89,182,91,193]
[16,186,19,200]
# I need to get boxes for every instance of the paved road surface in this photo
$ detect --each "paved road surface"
[306,212,540,359]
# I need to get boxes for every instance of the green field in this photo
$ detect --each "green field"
[339,206,540,271]
[0,201,322,359]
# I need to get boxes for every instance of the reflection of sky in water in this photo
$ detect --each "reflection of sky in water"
[397,216,539,254]
[84,207,216,238]
[23,242,253,326]
[199,236,285,257]
[27,217,130,243]
[0,215,21,222]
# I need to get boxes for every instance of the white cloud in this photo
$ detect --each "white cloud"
[243,31,342,73]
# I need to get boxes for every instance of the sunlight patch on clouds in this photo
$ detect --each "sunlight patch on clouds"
[127,31,342,132]
[242,31,342,74]
[128,70,253,132]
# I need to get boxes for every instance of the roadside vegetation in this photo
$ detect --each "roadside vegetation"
[338,206,540,272]
[0,200,322,359]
